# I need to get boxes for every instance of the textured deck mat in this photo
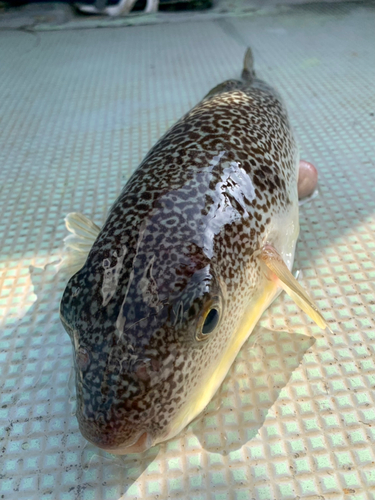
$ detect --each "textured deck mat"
[1,4,375,499]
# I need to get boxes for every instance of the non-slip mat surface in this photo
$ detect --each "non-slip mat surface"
[1,5,375,499]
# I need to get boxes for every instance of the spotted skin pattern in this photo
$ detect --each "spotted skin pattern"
[60,58,299,452]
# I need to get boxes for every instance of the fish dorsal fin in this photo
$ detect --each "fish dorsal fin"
[55,212,101,277]
[241,47,255,83]
[259,245,331,331]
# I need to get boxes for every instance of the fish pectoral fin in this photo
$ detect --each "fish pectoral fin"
[55,212,101,276]
[64,212,101,239]
[259,245,330,331]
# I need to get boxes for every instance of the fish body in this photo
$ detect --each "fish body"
[60,50,326,454]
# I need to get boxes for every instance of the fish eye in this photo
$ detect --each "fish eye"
[196,302,221,342]
[202,308,220,334]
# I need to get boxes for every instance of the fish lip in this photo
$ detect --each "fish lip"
[81,428,154,455]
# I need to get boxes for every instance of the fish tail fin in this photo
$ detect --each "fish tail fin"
[259,245,332,332]
[241,47,256,83]
[55,212,101,277]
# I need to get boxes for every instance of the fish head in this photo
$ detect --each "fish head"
[59,233,236,455]
[59,149,297,455]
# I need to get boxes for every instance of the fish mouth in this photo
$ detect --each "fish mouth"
[103,431,153,455]
[81,427,154,455]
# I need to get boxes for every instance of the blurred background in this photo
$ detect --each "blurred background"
[0,0,372,28]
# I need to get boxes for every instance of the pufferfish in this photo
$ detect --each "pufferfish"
[59,49,329,455]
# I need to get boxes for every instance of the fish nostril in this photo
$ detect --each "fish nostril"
[76,347,90,371]
[151,358,161,372]
[134,357,161,382]
[96,412,106,426]
[135,363,150,382]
